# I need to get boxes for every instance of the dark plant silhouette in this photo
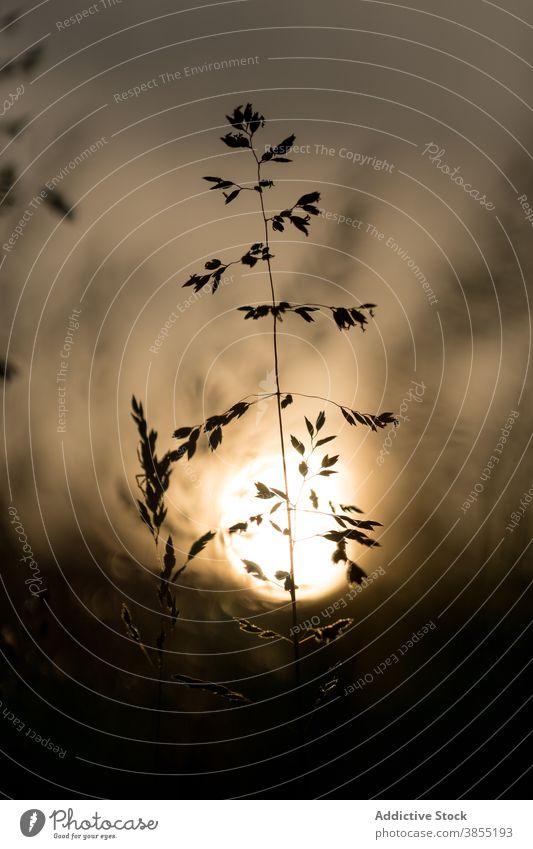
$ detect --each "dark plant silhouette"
[170,105,397,689]
[127,104,398,755]
[126,397,249,751]
[1,19,76,388]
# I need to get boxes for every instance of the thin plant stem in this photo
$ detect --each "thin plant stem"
[249,136,302,697]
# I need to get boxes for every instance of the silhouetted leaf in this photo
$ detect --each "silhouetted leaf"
[171,530,216,582]
[4,118,26,138]
[221,132,250,149]
[331,306,369,332]
[378,411,399,426]
[172,426,193,439]
[290,214,310,235]
[312,618,353,643]
[290,434,305,455]
[305,417,314,437]
[0,166,16,206]
[208,426,223,450]
[270,134,295,155]
[281,394,293,409]
[316,435,336,447]
[238,304,273,320]
[121,603,140,641]
[299,461,308,477]
[161,535,175,581]
[315,410,326,432]
[183,273,211,292]
[236,618,278,640]
[226,105,245,130]
[347,562,367,586]
[248,110,265,135]
[19,45,43,72]
[339,503,364,514]
[275,570,290,581]
[228,522,248,534]
[156,628,165,667]
[0,59,16,78]
[230,401,250,419]
[297,191,321,206]
[44,189,74,218]
[186,531,216,563]
[294,306,317,323]
[158,538,179,617]
[332,543,347,563]
[187,427,200,459]
[170,595,179,628]
[121,603,154,667]
[323,529,379,547]
[0,359,16,381]
[203,412,226,432]
[341,407,356,426]
[224,189,240,204]
[132,397,175,540]
[309,489,319,509]
[314,664,342,707]
[242,559,268,580]
[211,268,225,294]
[273,571,296,591]
[137,500,154,536]
[255,481,275,499]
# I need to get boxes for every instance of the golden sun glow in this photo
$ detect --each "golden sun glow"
[221,454,347,599]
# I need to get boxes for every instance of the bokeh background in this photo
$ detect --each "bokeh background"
[0,0,532,799]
